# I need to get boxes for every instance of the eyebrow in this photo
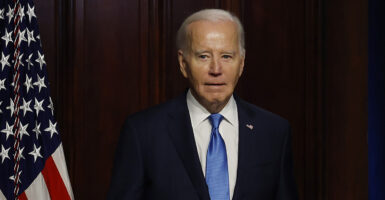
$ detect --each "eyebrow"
[194,50,236,55]
[221,51,236,55]
[194,50,211,56]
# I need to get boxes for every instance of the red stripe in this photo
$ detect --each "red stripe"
[18,191,28,200]
[41,156,71,200]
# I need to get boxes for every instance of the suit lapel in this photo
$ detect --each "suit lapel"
[167,94,210,200]
[232,97,267,200]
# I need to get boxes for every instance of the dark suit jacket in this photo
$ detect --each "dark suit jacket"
[107,93,298,200]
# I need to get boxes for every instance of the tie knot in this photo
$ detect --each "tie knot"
[209,113,223,129]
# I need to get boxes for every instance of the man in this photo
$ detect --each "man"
[108,9,298,200]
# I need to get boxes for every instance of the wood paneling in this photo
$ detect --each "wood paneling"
[324,0,368,199]
[72,0,143,198]
[237,0,308,198]
[34,0,368,199]
[303,0,326,199]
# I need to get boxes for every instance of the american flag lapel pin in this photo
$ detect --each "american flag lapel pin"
[246,124,253,130]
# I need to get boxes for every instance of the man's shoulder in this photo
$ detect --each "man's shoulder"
[236,97,290,128]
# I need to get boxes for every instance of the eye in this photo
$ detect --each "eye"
[222,54,232,59]
[198,54,209,59]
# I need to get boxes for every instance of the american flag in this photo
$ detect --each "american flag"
[0,0,73,199]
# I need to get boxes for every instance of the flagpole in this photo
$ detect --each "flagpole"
[10,0,23,198]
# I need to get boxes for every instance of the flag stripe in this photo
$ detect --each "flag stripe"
[51,144,74,199]
[0,190,6,200]
[24,173,51,200]
[41,157,71,200]
[18,191,28,200]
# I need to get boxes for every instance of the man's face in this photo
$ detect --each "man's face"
[178,20,245,111]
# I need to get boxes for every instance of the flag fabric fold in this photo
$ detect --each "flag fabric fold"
[0,0,74,199]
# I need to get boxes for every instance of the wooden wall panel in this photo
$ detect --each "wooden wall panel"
[238,0,307,198]
[324,0,368,199]
[303,0,326,199]
[71,0,143,199]
[33,0,368,199]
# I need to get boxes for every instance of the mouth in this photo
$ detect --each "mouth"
[204,83,226,86]
[204,83,226,91]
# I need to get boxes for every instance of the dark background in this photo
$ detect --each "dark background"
[368,0,385,199]
[34,0,368,199]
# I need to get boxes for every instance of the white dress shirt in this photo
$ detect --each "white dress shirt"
[186,89,239,199]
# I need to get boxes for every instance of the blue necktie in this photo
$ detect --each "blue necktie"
[206,114,230,200]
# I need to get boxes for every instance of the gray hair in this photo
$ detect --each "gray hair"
[176,9,245,56]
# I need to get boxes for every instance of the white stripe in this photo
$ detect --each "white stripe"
[51,144,74,199]
[0,189,6,200]
[24,173,51,200]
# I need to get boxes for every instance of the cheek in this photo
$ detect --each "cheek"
[225,67,241,82]
[187,70,204,89]
[189,68,207,82]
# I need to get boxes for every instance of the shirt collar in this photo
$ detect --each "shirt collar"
[186,89,238,129]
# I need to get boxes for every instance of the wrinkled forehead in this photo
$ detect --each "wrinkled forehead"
[186,20,239,46]
[187,19,238,35]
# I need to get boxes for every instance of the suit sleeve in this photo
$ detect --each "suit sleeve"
[107,119,144,200]
[276,125,299,200]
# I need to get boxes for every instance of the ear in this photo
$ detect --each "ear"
[178,50,189,78]
[238,51,245,77]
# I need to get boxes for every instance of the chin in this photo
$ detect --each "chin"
[193,88,232,105]
[205,94,230,105]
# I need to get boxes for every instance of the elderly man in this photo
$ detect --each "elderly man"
[107,9,298,200]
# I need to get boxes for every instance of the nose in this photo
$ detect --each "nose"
[209,57,222,77]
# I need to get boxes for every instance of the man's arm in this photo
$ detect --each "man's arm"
[107,119,144,200]
[276,125,299,200]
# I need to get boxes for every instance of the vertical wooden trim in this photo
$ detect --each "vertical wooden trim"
[160,0,172,102]
[218,0,241,16]
[149,0,160,105]
[304,0,325,199]
[55,0,73,183]
[145,0,170,105]
[65,0,85,197]
[139,0,149,109]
